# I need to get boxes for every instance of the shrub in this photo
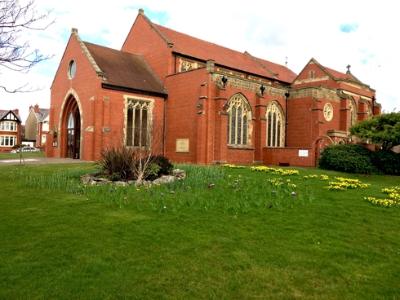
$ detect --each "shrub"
[145,162,162,181]
[150,155,173,176]
[372,150,400,175]
[98,147,135,180]
[319,144,378,174]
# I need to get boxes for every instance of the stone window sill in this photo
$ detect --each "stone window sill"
[228,145,254,150]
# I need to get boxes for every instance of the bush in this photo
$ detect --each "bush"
[98,147,135,180]
[98,149,174,181]
[372,150,400,175]
[152,155,173,175]
[319,144,378,174]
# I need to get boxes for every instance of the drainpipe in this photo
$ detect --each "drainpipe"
[284,90,290,147]
[163,95,167,156]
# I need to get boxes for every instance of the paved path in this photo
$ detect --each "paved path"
[0,157,94,165]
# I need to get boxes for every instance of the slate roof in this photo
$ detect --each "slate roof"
[154,24,297,83]
[84,42,167,95]
[36,108,49,122]
[0,109,21,122]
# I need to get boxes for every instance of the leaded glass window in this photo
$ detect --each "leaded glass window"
[227,94,252,146]
[266,101,285,147]
[126,99,152,148]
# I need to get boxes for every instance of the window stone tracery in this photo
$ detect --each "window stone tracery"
[126,99,153,148]
[227,94,252,146]
[266,101,285,147]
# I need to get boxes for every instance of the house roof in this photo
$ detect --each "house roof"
[0,109,21,122]
[154,24,297,83]
[84,42,167,95]
[36,108,49,122]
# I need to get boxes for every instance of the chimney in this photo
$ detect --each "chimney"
[34,104,40,113]
[13,109,19,115]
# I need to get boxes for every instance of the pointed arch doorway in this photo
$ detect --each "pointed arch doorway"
[62,96,81,159]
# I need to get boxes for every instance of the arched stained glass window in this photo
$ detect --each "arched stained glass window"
[227,94,252,146]
[266,101,285,147]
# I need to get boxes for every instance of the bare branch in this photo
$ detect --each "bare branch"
[0,0,52,92]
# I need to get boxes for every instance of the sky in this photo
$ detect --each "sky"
[1,0,399,122]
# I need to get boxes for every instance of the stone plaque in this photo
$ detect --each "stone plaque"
[176,139,189,153]
[298,149,309,157]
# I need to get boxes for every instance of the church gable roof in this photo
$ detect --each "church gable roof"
[310,58,364,84]
[153,23,296,83]
[83,42,167,96]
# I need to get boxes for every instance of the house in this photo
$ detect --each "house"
[25,104,50,148]
[46,9,380,165]
[0,109,22,152]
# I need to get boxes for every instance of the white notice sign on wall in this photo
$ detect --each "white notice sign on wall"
[298,149,309,157]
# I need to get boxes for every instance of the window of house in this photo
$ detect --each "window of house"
[0,121,17,131]
[309,70,316,79]
[126,99,152,148]
[227,94,252,146]
[266,101,285,147]
[0,135,17,147]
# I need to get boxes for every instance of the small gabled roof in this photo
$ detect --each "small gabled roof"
[36,109,49,122]
[151,22,296,83]
[0,109,21,122]
[84,42,167,96]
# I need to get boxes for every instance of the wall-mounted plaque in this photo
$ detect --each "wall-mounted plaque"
[176,138,189,153]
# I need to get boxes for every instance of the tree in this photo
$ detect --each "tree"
[350,112,400,150]
[0,0,51,92]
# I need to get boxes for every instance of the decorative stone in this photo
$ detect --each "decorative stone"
[81,168,187,187]
[173,169,186,180]
[153,175,176,185]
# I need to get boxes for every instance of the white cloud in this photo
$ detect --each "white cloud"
[1,0,398,121]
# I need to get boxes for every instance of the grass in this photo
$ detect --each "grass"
[0,163,399,299]
[0,151,45,160]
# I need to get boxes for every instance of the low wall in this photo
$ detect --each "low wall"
[263,147,315,167]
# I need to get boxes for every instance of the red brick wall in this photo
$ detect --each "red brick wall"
[48,33,104,160]
[48,33,166,161]
[122,14,173,81]
[164,68,208,163]
[286,97,314,147]
[263,147,314,167]
[95,89,165,161]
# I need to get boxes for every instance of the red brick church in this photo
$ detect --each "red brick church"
[47,9,380,166]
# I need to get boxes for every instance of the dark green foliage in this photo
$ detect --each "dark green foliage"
[98,149,173,181]
[372,150,400,175]
[350,112,400,150]
[319,144,378,174]
[150,155,173,176]
[144,162,161,181]
[98,147,135,180]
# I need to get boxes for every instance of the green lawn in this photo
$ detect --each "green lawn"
[0,163,399,299]
[0,151,45,160]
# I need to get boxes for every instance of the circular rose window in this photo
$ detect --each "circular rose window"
[323,102,333,121]
[68,60,76,79]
